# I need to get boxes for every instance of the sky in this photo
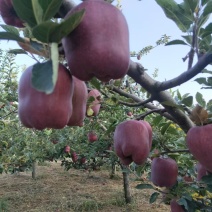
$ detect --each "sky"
[0,0,212,102]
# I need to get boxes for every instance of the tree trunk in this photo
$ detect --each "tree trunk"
[122,165,132,204]
[110,162,116,178]
[32,161,36,179]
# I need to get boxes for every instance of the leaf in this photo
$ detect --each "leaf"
[90,77,101,90]
[201,23,212,39]
[149,192,160,204]
[181,96,193,107]
[0,24,19,36]
[194,77,207,85]
[136,184,154,190]
[152,115,163,126]
[12,0,37,27]
[32,9,85,43]
[202,0,212,16]
[31,60,54,94]
[8,49,27,55]
[0,32,24,42]
[178,198,188,210]
[201,69,212,74]
[155,0,193,32]
[165,39,188,46]
[196,92,206,107]
[161,122,171,135]
[189,104,208,125]
[201,174,212,185]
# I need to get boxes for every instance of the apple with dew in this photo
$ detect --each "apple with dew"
[64,145,71,153]
[62,0,130,82]
[0,0,24,27]
[18,64,74,130]
[87,89,101,117]
[170,199,185,212]
[67,76,87,127]
[114,120,152,165]
[151,157,178,188]
[88,131,98,143]
[186,124,212,173]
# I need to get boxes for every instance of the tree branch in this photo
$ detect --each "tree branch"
[136,109,166,120]
[118,97,154,107]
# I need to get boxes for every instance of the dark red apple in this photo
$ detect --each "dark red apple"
[186,124,212,173]
[170,199,185,212]
[88,131,98,143]
[0,0,24,27]
[87,89,101,117]
[18,64,74,130]
[127,111,133,116]
[114,120,151,165]
[80,157,86,164]
[71,152,78,162]
[64,145,71,153]
[139,120,152,148]
[196,162,208,181]
[62,0,130,82]
[67,76,87,127]
[151,157,178,188]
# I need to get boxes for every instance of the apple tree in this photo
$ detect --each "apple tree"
[1,0,212,210]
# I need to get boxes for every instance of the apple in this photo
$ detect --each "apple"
[18,64,74,130]
[62,0,130,82]
[114,120,151,165]
[170,199,185,212]
[87,89,101,117]
[0,0,24,27]
[186,124,212,172]
[67,77,87,127]
[183,175,193,182]
[139,120,152,148]
[88,131,98,143]
[71,152,78,162]
[64,145,71,153]
[80,157,86,164]
[151,157,178,188]
[196,162,208,181]
[127,111,133,116]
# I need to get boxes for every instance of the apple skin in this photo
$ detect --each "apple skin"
[127,111,133,116]
[170,199,185,212]
[62,0,130,82]
[18,64,74,130]
[80,157,86,164]
[87,89,101,117]
[114,120,151,165]
[64,145,71,153]
[151,157,178,188]
[139,120,152,148]
[71,152,78,162]
[186,124,212,173]
[196,162,208,181]
[88,131,98,143]
[67,77,87,127]
[0,0,24,27]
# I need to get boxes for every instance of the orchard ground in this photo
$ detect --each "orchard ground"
[0,162,169,212]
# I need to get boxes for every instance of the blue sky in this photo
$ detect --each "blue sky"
[1,0,212,101]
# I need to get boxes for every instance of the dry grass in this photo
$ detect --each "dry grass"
[0,162,170,212]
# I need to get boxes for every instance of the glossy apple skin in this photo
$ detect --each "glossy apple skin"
[88,131,98,142]
[186,124,212,173]
[62,0,130,82]
[67,77,87,127]
[87,89,101,116]
[18,64,74,130]
[114,120,151,165]
[170,199,185,212]
[151,157,178,188]
[196,162,208,181]
[0,0,24,27]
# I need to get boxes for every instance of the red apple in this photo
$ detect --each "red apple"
[170,199,185,212]
[64,145,71,153]
[151,157,178,188]
[139,120,152,148]
[67,77,87,127]
[18,64,74,130]
[127,111,133,116]
[80,157,86,164]
[0,0,24,27]
[87,89,101,117]
[186,124,212,172]
[114,120,151,165]
[62,0,130,82]
[88,131,98,143]
[71,152,78,162]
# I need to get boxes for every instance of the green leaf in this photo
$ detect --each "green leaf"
[0,32,24,42]
[90,77,101,90]
[202,69,212,74]
[155,0,193,32]
[152,115,163,126]
[161,122,171,135]
[165,39,189,46]
[135,184,154,190]
[149,192,160,204]
[40,0,63,21]
[8,49,27,55]
[178,198,188,210]
[181,96,193,107]
[194,77,207,85]
[203,0,212,16]
[12,0,37,27]
[0,25,19,36]
[31,0,43,24]
[31,60,54,94]
[201,23,212,39]
[32,9,85,43]
[201,174,212,185]
[196,92,206,107]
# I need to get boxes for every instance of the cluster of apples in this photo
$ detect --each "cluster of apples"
[2,0,129,130]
